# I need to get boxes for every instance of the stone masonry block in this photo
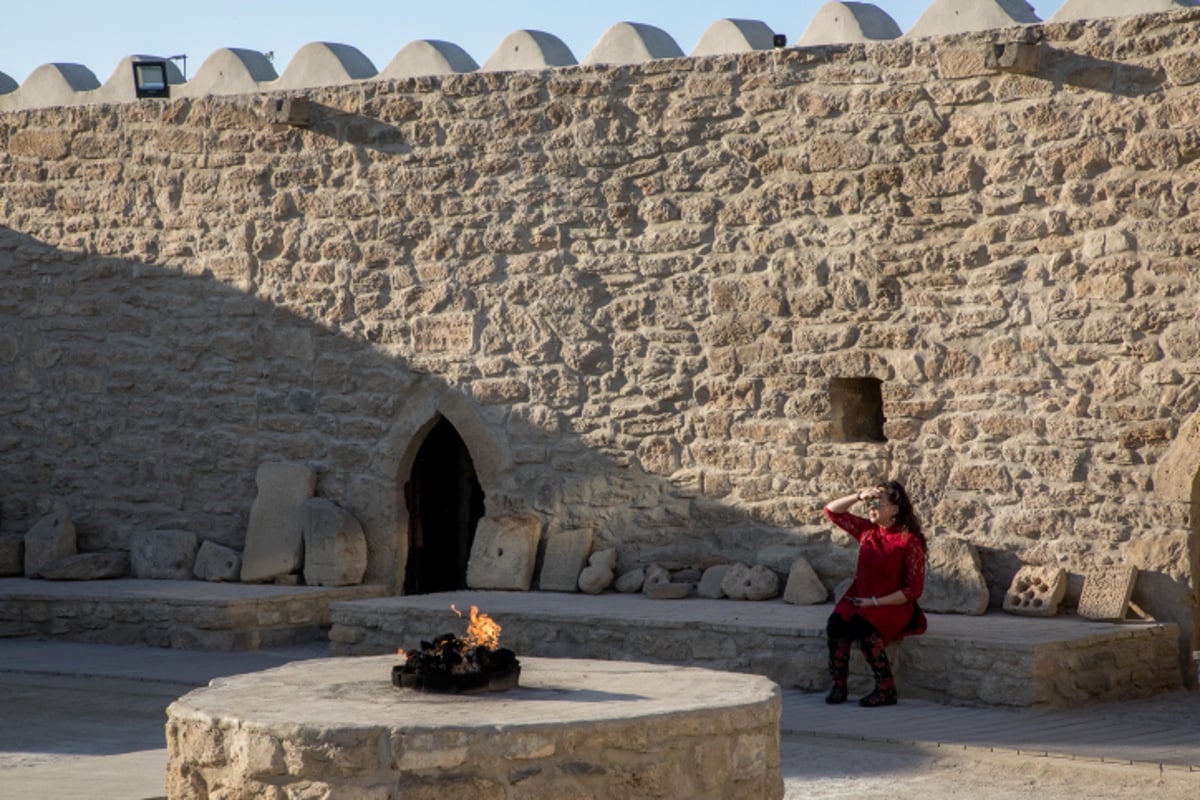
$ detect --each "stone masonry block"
[1003,565,1067,617]
[1077,565,1138,621]
[300,498,367,587]
[131,530,198,580]
[240,462,317,583]
[537,529,593,592]
[25,511,76,578]
[466,515,542,591]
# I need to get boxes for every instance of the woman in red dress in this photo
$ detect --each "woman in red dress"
[823,480,927,707]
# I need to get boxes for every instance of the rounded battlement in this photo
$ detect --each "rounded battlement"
[0,2,1197,109]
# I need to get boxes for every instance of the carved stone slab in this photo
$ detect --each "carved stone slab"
[465,515,542,591]
[538,529,593,592]
[1003,564,1067,617]
[921,537,990,615]
[240,462,317,583]
[1077,565,1139,621]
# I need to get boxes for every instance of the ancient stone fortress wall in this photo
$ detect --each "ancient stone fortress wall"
[1,7,1198,657]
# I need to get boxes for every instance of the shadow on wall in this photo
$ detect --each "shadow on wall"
[0,225,860,593]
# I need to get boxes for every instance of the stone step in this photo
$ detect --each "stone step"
[0,577,386,650]
[329,590,1184,709]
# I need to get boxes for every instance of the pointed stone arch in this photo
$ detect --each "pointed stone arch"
[345,382,514,592]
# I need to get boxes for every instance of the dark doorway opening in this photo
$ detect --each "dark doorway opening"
[403,416,485,594]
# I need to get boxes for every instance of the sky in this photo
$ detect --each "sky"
[2,1,1060,85]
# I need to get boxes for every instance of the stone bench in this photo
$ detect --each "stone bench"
[328,590,1183,709]
[0,578,386,650]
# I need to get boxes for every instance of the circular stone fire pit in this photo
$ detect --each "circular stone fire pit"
[166,656,783,799]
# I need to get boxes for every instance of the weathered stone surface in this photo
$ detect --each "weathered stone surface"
[698,564,731,598]
[588,547,618,571]
[538,529,593,592]
[783,558,828,605]
[577,563,614,594]
[1078,565,1139,621]
[465,515,542,591]
[193,540,242,582]
[645,581,690,599]
[722,563,781,601]
[1003,565,1067,617]
[614,567,646,593]
[38,552,128,580]
[166,656,783,800]
[299,498,367,587]
[24,512,76,578]
[240,463,317,584]
[643,563,671,594]
[922,537,990,615]
[131,530,198,580]
[0,535,24,576]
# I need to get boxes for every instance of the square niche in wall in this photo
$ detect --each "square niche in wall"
[829,377,886,443]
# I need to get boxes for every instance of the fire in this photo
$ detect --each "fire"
[451,604,502,650]
[396,647,406,660]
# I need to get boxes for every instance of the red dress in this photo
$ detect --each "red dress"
[826,508,928,644]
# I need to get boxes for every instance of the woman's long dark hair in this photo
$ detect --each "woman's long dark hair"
[878,480,925,548]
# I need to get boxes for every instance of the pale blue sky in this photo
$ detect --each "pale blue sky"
[2,1,1059,85]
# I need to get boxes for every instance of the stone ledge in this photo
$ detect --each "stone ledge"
[330,591,1183,709]
[0,578,386,651]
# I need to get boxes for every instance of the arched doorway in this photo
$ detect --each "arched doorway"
[403,416,485,594]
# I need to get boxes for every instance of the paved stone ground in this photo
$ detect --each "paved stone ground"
[1,640,1197,799]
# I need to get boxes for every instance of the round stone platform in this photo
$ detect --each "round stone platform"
[165,655,783,799]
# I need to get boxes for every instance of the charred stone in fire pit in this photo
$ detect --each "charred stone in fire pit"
[393,632,521,693]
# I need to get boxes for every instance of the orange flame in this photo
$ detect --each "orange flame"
[397,647,407,661]
[451,604,502,650]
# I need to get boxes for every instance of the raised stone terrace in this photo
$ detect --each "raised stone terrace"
[329,590,1184,709]
[0,578,1184,708]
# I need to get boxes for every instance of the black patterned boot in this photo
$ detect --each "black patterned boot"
[858,632,898,707]
[825,637,851,704]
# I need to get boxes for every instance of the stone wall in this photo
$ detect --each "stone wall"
[1,13,1198,657]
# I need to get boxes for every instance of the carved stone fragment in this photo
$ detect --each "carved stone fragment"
[131,530,198,580]
[783,558,828,605]
[465,515,542,591]
[300,498,367,587]
[538,529,593,593]
[1077,565,1138,621]
[193,540,242,582]
[240,462,317,583]
[921,537,990,615]
[1003,564,1067,617]
[722,563,781,601]
[24,511,76,578]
